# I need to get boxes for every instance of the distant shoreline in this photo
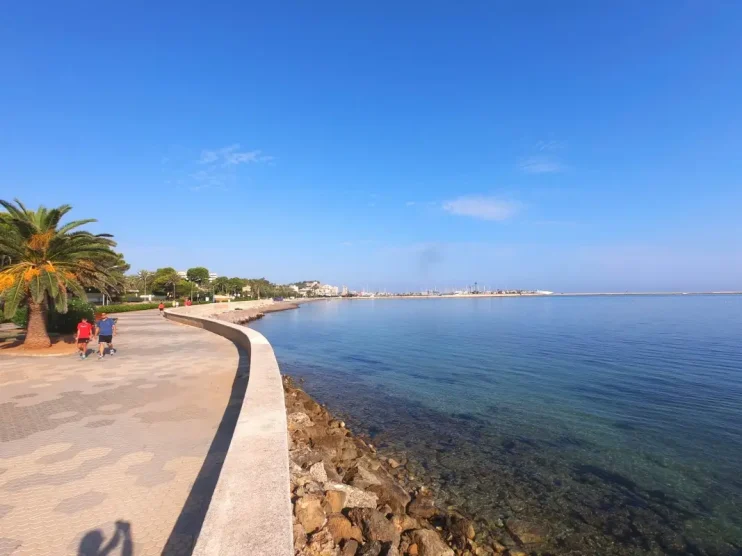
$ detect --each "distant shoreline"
[301,291,742,300]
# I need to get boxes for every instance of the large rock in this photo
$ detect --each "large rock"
[293,520,307,551]
[310,461,329,483]
[348,508,400,546]
[349,461,411,514]
[504,519,548,545]
[325,490,347,513]
[327,513,363,544]
[304,527,338,556]
[407,494,437,519]
[295,494,327,534]
[288,412,314,430]
[357,540,383,556]
[409,529,454,556]
[392,514,419,534]
[341,539,360,556]
[326,482,378,509]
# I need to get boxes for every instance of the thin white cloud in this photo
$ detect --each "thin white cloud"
[405,201,416,206]
[536,140,566,152]
[519,156,564,174]
[442,195,520,221]
[341,241,353,246]
[199,144,273,166]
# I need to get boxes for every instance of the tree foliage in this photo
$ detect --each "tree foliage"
[186,267,210,283]
[0,199,122,346]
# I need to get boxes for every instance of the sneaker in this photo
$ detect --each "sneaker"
[98,354,103,359]
[110,349,116,355]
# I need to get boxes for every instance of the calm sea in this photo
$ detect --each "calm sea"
[251,296,742,555]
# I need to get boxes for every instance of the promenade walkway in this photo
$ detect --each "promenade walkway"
[0,310,245,556]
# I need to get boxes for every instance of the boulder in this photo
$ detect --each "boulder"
[295,494,327,534]
[392,514,419,534]
[504,519,547,545]
[341,539,360,556]
[358,540,383,556]
[326,482,378,509]
[348,508,400,546]
[293,521,307,551]
[311,461,329,483]
[325,490,347,514]
[304,527,338,556]
[327,513,363,544]
[407,495,437,519]
[288,412,314,430]
[409,529,454,556]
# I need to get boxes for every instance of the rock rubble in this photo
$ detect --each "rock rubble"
[284,376,538,556]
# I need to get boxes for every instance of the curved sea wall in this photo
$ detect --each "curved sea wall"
[164,303,293,556]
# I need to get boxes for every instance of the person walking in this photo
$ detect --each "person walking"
[75,316,93,359]
[95,312,116,359]
[158,301,165,316]
[185,298,192,307]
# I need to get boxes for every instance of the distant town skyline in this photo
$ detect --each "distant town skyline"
[2,2,741,292]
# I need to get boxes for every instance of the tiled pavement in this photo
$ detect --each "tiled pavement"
[0,311,244,556]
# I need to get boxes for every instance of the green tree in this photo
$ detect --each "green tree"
[137,269,154,296]
[152,267,180,297]
[186,267,210,284]
[227,277,247,295]
[0,199,121,348]
[212,276,230,294]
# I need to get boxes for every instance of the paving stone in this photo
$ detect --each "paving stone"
[0,310,239,555]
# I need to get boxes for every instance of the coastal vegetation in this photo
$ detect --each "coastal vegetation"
[0,199,125,348]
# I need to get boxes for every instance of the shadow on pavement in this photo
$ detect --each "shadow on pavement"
[78,520,133,556]
[161,345,251,556]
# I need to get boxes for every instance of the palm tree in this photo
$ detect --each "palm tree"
[0,199,120,348]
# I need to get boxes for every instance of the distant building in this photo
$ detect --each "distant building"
[342,285,348,296]
[242,285,252,293]
[209,272,218,282]
[289,285,300,293]
[315,284,339,297]
[177,270,187,279]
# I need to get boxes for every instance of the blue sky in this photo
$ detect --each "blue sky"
[2,1,741,292]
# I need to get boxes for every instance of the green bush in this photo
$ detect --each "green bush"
[93,302,173,314]
[10,306,28,328]
[48,298,96,334]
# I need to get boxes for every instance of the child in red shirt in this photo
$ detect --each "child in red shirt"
[76,317,93,359]
[158,302,165,316]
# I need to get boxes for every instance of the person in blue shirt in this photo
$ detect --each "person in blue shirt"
[95,313,117,359]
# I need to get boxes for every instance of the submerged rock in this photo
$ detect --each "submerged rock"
[348,508,400,546]
[504,518,547,545]
[407,494,437,519]
[409,529,454,556]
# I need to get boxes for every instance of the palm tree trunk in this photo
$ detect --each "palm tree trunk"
[24,300,51,349]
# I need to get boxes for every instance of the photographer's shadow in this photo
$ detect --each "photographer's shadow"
[78,520,133,556]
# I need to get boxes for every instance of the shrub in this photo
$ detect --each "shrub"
[93,302,173,314]
[48,298,96,334]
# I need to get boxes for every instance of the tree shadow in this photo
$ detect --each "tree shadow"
[78,520,133,556]
[161,344,250,555]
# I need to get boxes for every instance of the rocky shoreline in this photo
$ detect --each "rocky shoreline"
[214,301,300,325]
[283,376,542,556]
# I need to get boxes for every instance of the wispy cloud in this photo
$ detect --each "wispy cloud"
[405,201,416,206]
[341,241,353,247]
[443,195,520,221]
[198,144,274,166]
[536,139,566,152]
[518,155,564,174]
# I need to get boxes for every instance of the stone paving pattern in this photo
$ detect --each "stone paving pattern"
[0,311,241,555]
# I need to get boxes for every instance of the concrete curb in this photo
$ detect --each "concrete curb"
[164,305,294,556]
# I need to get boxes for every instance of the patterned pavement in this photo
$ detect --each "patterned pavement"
[0,311,244,556]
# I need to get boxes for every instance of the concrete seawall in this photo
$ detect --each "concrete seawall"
[165,303,293,556]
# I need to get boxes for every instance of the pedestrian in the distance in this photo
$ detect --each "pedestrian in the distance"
[96,313,116,359]
[185,298,192,307]
[76,316,93,359]
[158,302,165,316]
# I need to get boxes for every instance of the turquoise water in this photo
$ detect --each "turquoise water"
[251,296,742,555]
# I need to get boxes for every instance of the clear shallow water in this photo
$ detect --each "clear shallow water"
[252,296,742,555]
